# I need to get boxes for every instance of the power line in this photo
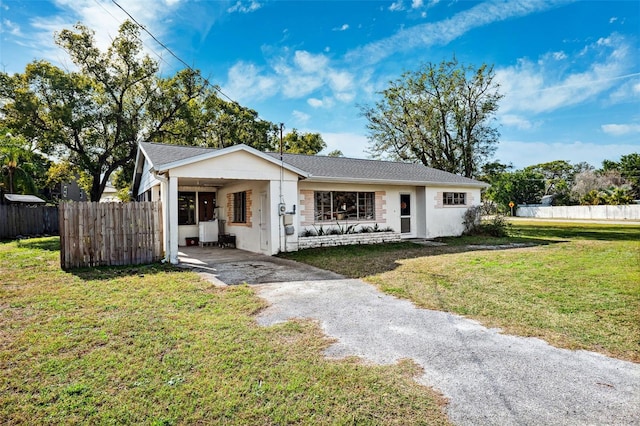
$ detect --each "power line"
[110,0,239,106]
[92,0,172,69]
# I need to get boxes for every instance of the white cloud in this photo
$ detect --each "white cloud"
[609,17,618,24]
[412,0,424,8]
[499,114,536,130]
[346,0,569,65]
[1,19,22,36]
[496,33,635,115]
[308,98,324,108]
[328,70,354,92]
[227,1,262,14]
[8,0,184,69]
[223,61,278,102]
[601,124,640,136]
[333,24,349,31]
[389,1,405,12]
[495,140,639,169]
[229,49,358,105]
[321,132,371,158]
[293,50,329,73]
[307,97,335,109]
[292,110,311,124]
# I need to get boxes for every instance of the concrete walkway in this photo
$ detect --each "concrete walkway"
[178,246,640,425]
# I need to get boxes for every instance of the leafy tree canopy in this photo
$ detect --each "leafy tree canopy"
[602,153,639,199]
[361,56,502,178]
[277,129,327,155]
[0,129,49,196]
[0,21,278,201]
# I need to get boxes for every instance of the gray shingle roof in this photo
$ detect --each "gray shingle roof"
[140,142,219,169]
[139,142,487,187]
[266,152,487,186]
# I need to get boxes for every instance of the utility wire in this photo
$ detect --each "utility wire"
[110,0,239,106]
[92,0,171,69]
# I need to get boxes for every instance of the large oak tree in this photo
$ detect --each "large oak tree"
[0,21,276,201]
[361,57,502,178]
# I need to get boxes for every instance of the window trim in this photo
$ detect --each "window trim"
[443,192,467,206]
[178,191,197,225]
[314,191,375,222]
[232,191,247,223]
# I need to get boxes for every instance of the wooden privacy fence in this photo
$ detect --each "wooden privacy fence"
[59,202,163,270]
[0,204,59,239]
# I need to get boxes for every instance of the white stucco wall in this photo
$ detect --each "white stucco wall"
[424,187,482,238]
[171,150,292,181]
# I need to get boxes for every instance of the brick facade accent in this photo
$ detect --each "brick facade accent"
[299,189,315,226]
[227,189,253,227]
[375,191,387,223]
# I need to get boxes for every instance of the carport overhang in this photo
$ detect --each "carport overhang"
[151,167,307,265]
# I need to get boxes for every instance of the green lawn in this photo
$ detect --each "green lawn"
[283,221,640,362]
[0,237,450,425]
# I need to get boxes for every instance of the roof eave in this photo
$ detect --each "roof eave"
[304,176,490,188]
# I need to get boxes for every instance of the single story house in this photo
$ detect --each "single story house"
[132,142,489,264]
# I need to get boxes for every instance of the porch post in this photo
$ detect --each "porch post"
[160,178,170,263]
[168,176,179,264]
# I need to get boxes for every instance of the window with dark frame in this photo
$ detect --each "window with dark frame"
[178,192,196,225]
[314,191,375,221]
[443,192,466,206]
[233,191,247,223]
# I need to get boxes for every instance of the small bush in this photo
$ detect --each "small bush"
[463,206,482,234]
[479,215,511,237]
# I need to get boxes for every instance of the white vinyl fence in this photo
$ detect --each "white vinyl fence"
[516,204,640,221]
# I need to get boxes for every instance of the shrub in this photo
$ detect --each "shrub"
[479,214,511,237]
[463,206,482,234]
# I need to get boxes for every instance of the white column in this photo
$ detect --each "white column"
[160,178,170,262]
[168,176,179,264]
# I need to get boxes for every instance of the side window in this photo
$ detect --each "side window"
[178,192,196,225]
[443,192,466,206]
[232,191,247,223]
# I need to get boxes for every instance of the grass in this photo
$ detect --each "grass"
[282,221,640,363]
[0,237,450,425]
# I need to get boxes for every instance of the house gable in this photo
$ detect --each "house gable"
[171,149,301,182]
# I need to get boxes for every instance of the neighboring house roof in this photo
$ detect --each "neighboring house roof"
[135,142,488,188]
[4,194,46,203]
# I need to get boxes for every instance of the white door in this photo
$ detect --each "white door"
[259,192,269,251]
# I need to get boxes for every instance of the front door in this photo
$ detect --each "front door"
[400,194,411,234]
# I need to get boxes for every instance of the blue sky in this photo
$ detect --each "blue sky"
[1,0,638,169]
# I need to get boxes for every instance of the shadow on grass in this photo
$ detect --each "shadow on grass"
[511,224,640,242]
[280,238,559,279]
[69,262,192,281]
[11,237,61,252]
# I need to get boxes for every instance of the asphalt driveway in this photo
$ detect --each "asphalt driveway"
[179,246,640,425]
